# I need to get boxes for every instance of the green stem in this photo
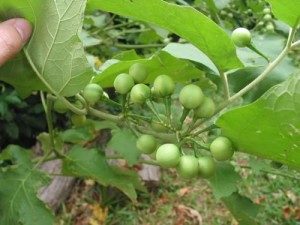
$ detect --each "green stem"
[164,97,172,124]
[40,92,64,158]
[115,43,166,49]
[247,43,270,62]
[88,107,122,123]
[135,125,176,142]
[291,40,300,49]
[128,113,152,122]
[205,0,221,24]
[102,97,122,107]
[105,155,159,166]
[213,25,299,117]
[146,100,163,123]
[103,21,136,31]
[219,71,230,100]
[191,124,218,137]
[180,108,190,124]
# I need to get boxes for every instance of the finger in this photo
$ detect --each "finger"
[0,18,32,66]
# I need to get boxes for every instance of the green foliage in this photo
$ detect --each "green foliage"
[223,192,260,225]
[95,51,214,91]
[62,146,144,201]
[217,73,300,168]
[108,129,141,165]
[0,0,93,97]
[0,0,299,224]
[209,163,241,199]
[0,145,54,225]
[265,0,300,27]
[88,0,243,71]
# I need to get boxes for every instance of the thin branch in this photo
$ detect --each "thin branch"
[219,71,230,100]
[88,107,122,123]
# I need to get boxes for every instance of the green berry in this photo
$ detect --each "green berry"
[53,99,68,114]
[179,84,204,109]
[177,155,199,179]
[71,114,87,126]
[231,27,252,47]
[194,97,215,118]
[114,73,135,94]
[263,8,271,14]
[263,14,272,21]
[129,63,148,83]
[266,23,274,32]
[210,136,234,161]
[130,84,151,104]
[136,135,157,154]
[83,83,103,105]
[198,156,216,178]
[153,75,175,97]
[156,143,180,168]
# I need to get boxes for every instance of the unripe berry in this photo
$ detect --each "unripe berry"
[231,27,252,47]
[198,156,216,178]
[130,84,151,104]
[53,99,68,114]
[177,155,199,179]
[194,97,215,118]
[83,83,103,105]
[210,136,234,161]
[179,84,204,109]
[136,135,157,154]
[114,73,135,94]
[156,144,180,168]
[153,75,175,97]
[129,63,148,83]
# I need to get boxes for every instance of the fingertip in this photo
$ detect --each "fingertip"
[7,18,32,43]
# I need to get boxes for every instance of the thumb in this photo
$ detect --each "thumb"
[0,18,32,66]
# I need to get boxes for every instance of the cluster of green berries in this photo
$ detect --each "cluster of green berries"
[257,7,275,33]
[136,135,234,179]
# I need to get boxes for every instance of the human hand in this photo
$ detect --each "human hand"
[0,18,32,66]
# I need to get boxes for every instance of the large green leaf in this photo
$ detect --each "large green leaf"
[217,73,300,168]
[62,146,145,201]
[0,0,93,97]
[108,128,141,166]
[94,50,215,91]
[0,145,54,225]
[87,0,243,72]
[0,50,46,98]
[223,193,260,225]
[209,163,241,199]
[266,0,300,27]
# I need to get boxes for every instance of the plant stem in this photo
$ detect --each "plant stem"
[247,43,270,62]
[216,26,299,114]
[135,125,176,142]
[88,107,122,123]
[219,71,230,100]
[164,97,172,124]
[146,101,163,123]
[291,40,300,49]
[105,155,159,166]
[180,108,190,124]
[115,43,167,49]
[191,124,217,137]
[102,97,122,107]
[40,92,64,158]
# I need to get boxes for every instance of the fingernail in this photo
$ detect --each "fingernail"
[13,19,32,43]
